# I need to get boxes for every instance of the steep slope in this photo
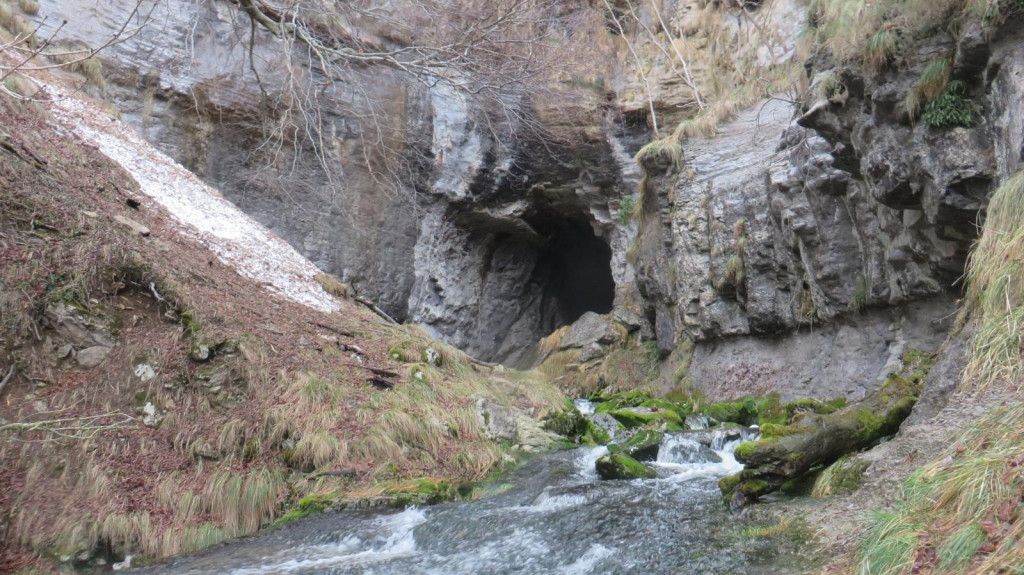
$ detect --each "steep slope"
[0,75,564,572]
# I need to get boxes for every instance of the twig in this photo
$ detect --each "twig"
[0,365,14,397]
[353,296,398,324]
[342,364,400,378]
[311,321,355,338]
[0,411,136,440]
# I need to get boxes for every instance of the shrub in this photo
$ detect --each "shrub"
[921,81,978,128]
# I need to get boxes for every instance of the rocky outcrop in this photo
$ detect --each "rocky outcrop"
[635,20,1024,399]
[35,0,1024,400]
[38,0,640,365]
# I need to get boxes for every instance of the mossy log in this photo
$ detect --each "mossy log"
[719,374,921,509]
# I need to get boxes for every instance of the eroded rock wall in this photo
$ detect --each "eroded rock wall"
[634,18,1024,399]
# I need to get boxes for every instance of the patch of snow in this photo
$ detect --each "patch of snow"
[42,84,341,314]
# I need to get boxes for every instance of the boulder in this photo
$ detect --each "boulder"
[76,346,111,368]
[610,429,664,462]
[596,453,658,480]
[561,312,622,349]
[475,397,517,442]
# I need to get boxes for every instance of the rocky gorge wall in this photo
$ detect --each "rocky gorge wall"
[633,15,1024,400]
[35,0,642,365]
[36,0,1024,401]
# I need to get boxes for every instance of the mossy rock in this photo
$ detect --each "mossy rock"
[273,494,334,526]
[812,457,870,497]
[582,420,612,446]
[784,398,846,420]
[707,398,759,426]
[609,429,664,461]
[384,479,455,505]
[608,407,682,429]
[592,390,652,413]
[542,407,589,438]
[595,453,658,480]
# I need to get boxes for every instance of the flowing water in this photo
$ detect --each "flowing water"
[139,426,813,575]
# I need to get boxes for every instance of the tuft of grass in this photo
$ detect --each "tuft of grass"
[634,137,683,177]
[850,273,868,313]
[45,41,106,90]
[180,523,226,554]
[314,272,352,298]
[16,0,38,15]
[741,517,792,539]
[0,1,36,44]
[201,470,282,537]
[937,524,987,572]
[863,27,902,72]
[291,430,343,471]
[854,511,923,575]
[617,195,637,226]
[963,170,1024,390]
[916,57,951,103]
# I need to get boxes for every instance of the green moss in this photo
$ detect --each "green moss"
[707,397,758,425]
[756,393,786,425]
[273,494,334,526]
[760,423,803,439]
[734,441,757,462]
[542,407,588,438]
[179,310,202,334]
[608,407,682,429]
[609,429,664,461]
[592,390,652,412]
[388,346,409,362]
[812,457,870,497]
[739,479,769,497]
[784,398,843,420]
[719,472,742,498]
[384,479,455,505]
[582,420,612,446]
[595,453,658,480]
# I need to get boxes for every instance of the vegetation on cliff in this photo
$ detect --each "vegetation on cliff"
[843,171,1024,574]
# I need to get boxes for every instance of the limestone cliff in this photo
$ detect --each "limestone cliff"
[34,0,1024,397]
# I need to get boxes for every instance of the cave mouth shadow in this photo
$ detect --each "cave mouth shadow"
[527,208,615,335]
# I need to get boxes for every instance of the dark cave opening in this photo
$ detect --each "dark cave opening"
[527,208,616,334]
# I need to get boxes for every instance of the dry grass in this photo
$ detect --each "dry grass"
[44,40,106,91]
[16,0,38,15]
[314,272,352,298]
[0,87,566,570]
[850,171,1024,574]
[962,171,1024,390]
[808,0,1020,75]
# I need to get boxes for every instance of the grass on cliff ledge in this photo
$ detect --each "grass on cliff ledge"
[809,0,1022,72]
[847,171,1024,575]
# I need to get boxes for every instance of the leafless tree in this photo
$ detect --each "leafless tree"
[229,0,594,206]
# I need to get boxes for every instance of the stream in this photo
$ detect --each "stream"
[138,421,812,575]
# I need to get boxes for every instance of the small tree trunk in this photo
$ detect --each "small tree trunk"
[719,374,921,509]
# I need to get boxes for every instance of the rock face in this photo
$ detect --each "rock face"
[38,1,1024,401]
[38,0,636,365]
[635,23,1024,399]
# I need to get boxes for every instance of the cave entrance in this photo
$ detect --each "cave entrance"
[527,207,615,335]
